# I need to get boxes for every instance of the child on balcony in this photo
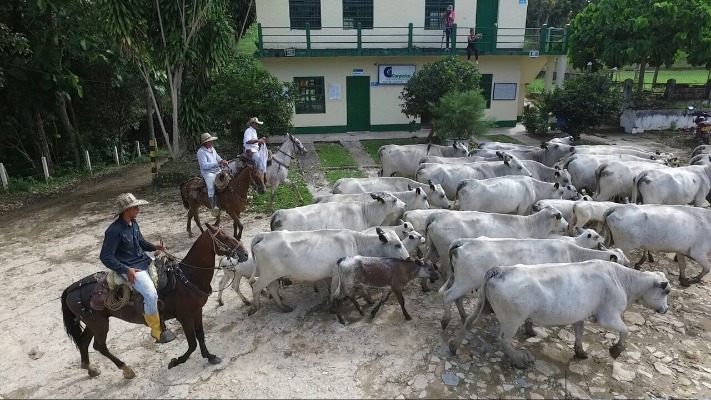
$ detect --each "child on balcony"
[442,5,455,52]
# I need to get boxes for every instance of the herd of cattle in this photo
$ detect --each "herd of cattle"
[217,137,711,370]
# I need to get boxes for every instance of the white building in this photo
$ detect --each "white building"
[255,0,569,134]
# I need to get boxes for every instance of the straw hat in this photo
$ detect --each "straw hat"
[116,193,148,215]
[201,132,218,144]
[247,117,264,126]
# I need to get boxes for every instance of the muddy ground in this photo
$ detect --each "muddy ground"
[1,136,710,399]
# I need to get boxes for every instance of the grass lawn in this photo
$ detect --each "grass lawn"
[526,78,545,94]
[360,137,428,163]
[248,166,313,213]
[480,134,524,144]
[614,69,710,85]
[325,169,364,185]
[237,24,258,55]
[314,143,358,168]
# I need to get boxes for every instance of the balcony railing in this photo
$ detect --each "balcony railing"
[256,23,569,58]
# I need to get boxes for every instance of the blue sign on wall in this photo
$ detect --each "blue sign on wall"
[371,82,379,87]
[519,0,527,4]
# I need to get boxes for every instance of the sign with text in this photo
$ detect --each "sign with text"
[378,65,416,85]
[493,83,518,100]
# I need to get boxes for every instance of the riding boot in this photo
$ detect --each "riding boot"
[144,313,174,343]
[209,196,220,217]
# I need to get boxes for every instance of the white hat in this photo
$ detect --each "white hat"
[116,193,148,215]
[201,132,218,144]
[247,117,264,126]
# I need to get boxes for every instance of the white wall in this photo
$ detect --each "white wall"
[620,109,697,134]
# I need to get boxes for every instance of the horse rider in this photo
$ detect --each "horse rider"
[197,132,228,216]
[99,193,175,343]
[243,117,268,184]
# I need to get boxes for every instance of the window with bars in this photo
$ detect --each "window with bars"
[343,0,373,29]
[294,77,326,114]
[425,0,455,30]
[289,0,322,30]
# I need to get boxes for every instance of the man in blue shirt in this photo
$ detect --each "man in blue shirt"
[197,132,228,217]
[100,193,174,343]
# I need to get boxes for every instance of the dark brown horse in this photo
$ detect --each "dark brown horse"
[180,160,265,239]
[61,223,248,378]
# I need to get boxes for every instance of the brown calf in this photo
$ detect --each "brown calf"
[330,256,439,324]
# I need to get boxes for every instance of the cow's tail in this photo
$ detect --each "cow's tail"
[331,257,346,299]
[568,204,580,235]
[454,180,469,210]
[332,181,343,194]
[632,172,650,204]
[378,147,385,177]
[423,216,439,263]
[470,267,500,325]
[61,287,83,349]
[601,208,617,248]
[270,212,282,231]
[593,164,609,199]
[440,240,463,295]
[179,180,190,209]
[248,235,264,285]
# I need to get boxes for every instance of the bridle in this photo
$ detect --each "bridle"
[273,135,304,170]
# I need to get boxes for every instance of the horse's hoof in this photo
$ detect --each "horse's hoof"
[680,278,694,287]
[87,367,101,378]
[574,350,589,360]
[122,365,135,379]
[208,355,222,365]
[168,358,179,369]
[218,300,224,306]
[159,330,176,344]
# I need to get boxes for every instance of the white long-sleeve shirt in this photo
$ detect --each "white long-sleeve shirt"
[197,146,223,174]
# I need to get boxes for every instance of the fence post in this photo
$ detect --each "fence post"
[257,23,264,56]
[85,150,92,175]
[539,24,549,54]
[408,23,413,54]
[451,24,457,53]
[305,23,311,56]
[114,146,120,166]
[149,138,157,183]
[41,156,50,181]
[357,22,362,55]
[0,163,8,190]
[136,141,141,157]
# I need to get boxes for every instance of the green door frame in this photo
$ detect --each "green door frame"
[476,0,499,53]
[346,76,371,131]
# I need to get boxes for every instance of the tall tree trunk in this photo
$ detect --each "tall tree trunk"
[34,108,55,174]
[170,66,184,158]
[146,85,156,141]
[636,56,648,93]
[58,98,82,167]
[238,0,254,40]
[652,65,660,87]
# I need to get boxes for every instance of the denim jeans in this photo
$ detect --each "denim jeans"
[122,269,158,315]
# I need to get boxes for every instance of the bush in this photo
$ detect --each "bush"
[434,90,494,140]
[545,72,622,140]
[521,98,550,136]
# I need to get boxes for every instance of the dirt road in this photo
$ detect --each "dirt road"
[1,149,710,399]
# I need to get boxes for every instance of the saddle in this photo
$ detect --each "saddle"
[90,256,176,312]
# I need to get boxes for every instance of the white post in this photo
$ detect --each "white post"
[555,55,568,89]
[114,146,120,166]
[0,163,8,190]
[544,57,556,92]
[136,141,141,157]
[85,150,92,175]
[41,156,50,181]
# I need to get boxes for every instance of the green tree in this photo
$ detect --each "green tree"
[399,57,482,138]
[545,72,621,140]
[434,90,494,140]
[526,0,596,28]
[201,54,295,143]
[100,0,238,158]
[568,0,710,92]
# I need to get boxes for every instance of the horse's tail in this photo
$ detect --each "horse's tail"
[179,180,190,210]
[61,287,83,349]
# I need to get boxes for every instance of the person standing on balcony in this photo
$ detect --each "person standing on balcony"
[442,5,456,52]
[467,28,482,64]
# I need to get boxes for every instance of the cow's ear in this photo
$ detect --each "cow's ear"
[415,187,421,195]
[554,213,562,220]
[428,180,435,190]
[569,146,575,152]
[610,254,618,262]
[554,165,561,170]
[504,159,510,167]
[587,233,592,238]
[655,281,669,290]
[655,150,661,155]
[554,182,560,189]
[554,171,560,178]
[452,141,457,149]
[377,228,388,243]
[408,184,413,191]
[540,143,547,149]
[650,155,656,160]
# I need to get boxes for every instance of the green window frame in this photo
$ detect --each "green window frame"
[480,74,493,109]
[425,0,455,30]
[289,0,322,30]
[343,0,373,29]
[294,77,326,114]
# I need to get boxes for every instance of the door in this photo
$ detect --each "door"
[347,76,371,131]
[476,0,499,52]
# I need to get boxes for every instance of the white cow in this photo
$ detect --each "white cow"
[468,143,576,167]
[603,204,711,285]
[594,161,670,201]
[632,163,711,206]
[362,220,415,236]
[313,188,429,224]
[270,193,406,232]
[456,176,578,214]
[440,238,630,330]
[424,206,569,281]
[568,200,621,234]
[690,154,711,165]
[692,144,711,157]
[246,228,411,315]
[564,153,669,192]
[332,177,452,209]
[531,199,582,222]
[448,261,670,369]
[416,160,534,199]
[477,142,537,151]
[547,227,604,249]
[379,141,468,178]
[567,144,675,160]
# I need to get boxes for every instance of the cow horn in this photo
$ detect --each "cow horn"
[408,184,414,191]
[610,254,618,262]
[416,187,422,195]
[428,179,435,190]
[655,281,669,289]
[554,182,560,189]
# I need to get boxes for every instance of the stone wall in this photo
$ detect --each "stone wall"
[620,109,697,134]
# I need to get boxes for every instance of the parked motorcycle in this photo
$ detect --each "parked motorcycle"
[686,105,711,144]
